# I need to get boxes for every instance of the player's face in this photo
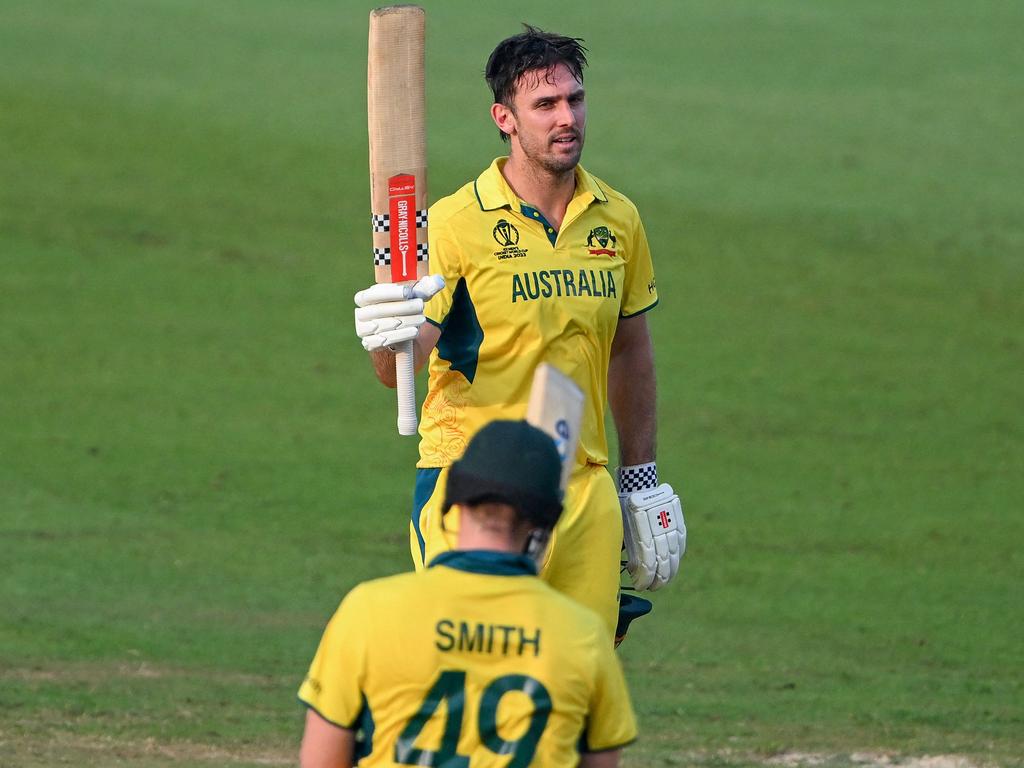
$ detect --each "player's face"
[507,63,586,174]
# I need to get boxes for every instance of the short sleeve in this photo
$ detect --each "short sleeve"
[619,215,658,318]
[297,587,369,728]
[424,218,462,326]
[581,639,639,752]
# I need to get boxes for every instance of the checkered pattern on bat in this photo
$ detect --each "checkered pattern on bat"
[370,210,429,233]
[372,242,430,267]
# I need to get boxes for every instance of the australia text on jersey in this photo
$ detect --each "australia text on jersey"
[511,269,617,303]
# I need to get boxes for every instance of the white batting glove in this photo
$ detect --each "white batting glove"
[354,274,445,352]
[618,464,686,591]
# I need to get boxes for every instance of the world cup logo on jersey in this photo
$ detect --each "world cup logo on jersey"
[492,219,528,260]
[493,219,520,247]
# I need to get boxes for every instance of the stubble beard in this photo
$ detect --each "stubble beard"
[518,128,584,176]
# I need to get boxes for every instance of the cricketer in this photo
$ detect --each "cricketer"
[353,26,686,639]
[298,420,637,767]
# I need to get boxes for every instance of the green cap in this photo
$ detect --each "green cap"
[444,420,563,529]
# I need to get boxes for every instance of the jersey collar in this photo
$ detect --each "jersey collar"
[429,549,539,577]
[473,156,608,212]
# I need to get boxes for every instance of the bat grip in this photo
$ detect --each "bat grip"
[394,339,418,436]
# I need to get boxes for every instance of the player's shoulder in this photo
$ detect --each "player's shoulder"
[581,167,643,218]
[428,180,480,231]
[338,570,424,613]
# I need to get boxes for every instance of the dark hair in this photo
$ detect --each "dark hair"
[485,25,588,142]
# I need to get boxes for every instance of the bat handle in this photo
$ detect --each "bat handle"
[394,339,418,436]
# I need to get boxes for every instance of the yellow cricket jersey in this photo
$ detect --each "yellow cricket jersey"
[419,158,659,468]
[298,551,637,767]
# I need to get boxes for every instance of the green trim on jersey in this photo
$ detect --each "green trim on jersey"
[429,549,539,577]
[435,277,484,384]
[412,468,443,562]
[472,161,610,210]
[520,203,558,246]
[353,693,375,761]
[621,296,660,319]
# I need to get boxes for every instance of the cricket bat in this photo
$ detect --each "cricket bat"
[367,5,429,435]
[526,363,585,491]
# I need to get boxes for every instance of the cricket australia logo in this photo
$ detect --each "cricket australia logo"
[586,226,617,256]
[492,218,528,260]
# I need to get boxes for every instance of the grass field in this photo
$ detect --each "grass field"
[1,1,1022,766]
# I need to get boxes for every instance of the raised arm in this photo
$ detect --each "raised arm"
[354,275,445,388]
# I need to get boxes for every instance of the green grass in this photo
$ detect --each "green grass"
[1,1,1022,766]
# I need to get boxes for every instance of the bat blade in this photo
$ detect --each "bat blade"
[526,363,585,491]
[367,5,429,435]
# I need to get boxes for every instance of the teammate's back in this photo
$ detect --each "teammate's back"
[300,550,635,766]
[299,420,637,767]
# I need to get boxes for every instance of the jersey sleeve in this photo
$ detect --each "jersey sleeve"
[297,586,370,729]
[619,215,658,318]
[581,636,639,752]
[424,216,462,326]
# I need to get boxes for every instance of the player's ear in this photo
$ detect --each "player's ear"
[491,102,516,137]
[523,528,551,566]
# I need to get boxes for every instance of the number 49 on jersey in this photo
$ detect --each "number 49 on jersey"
[394,670,551,768]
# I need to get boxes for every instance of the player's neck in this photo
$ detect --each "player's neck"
[457,529,520,555]
[502,153,576,230]
[456,512,531,555]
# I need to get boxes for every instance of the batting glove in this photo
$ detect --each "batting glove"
[618,463,686,591]
[354,274,444,352]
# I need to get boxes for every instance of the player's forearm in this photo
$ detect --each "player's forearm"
[608,315,657,465]
[580,749,621,768]
[609,362,656,465]
[300,710,354,768]
[367,324,439,388]
[369,347,400,388]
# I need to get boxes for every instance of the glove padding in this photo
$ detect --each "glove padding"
[354,275,445,352]
[620,483,685,591]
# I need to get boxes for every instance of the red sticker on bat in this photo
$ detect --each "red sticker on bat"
[388,174,417,281]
